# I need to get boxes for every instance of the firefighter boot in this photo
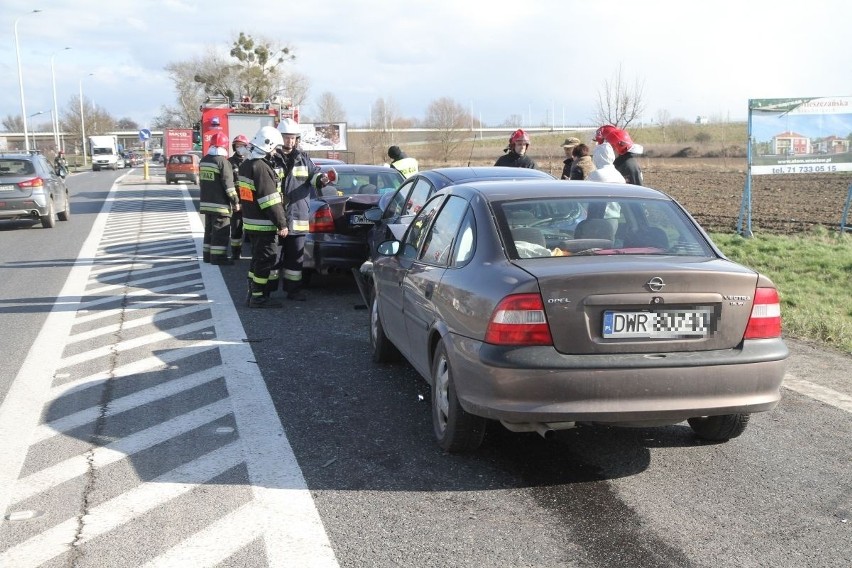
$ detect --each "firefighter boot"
[286,280,307,302]
[202,252,211,263]
[231,245,242,261]
[211,255,234,266]
[248,281,282,308]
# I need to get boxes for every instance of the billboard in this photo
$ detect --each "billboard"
[749,96,852,175]
[298,123,347,152]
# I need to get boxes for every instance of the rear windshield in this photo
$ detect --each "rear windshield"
[169,155,194,164]
[330,172,403,196]
[494,197,714,258]
[0,159,35,176]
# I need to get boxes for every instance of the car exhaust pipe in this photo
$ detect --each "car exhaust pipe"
[500,420,576,440]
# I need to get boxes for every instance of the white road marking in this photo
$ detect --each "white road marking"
[784,374,852,413]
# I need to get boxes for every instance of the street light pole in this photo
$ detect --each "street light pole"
[14,9,42,152]
[78,74,94,167]
[51,47,71,151]
[28,110,49,151]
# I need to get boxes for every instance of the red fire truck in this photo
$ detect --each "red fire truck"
[199,95,299,154]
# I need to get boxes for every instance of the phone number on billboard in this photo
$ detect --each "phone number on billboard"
[771,165,838,174]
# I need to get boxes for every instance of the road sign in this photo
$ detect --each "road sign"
[139,128,151,141]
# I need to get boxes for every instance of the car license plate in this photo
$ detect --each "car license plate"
[0,185,15,192]
[603,310,712,339]
[350,214,371,225]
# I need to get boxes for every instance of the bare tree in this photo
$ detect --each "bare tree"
[364,97,400,163]
[2,115,24,132]
[313,92,347,122]
[656,109,671,143]
[276,71,310,109]
[425,97,471,162]
[58,94,116,153]
[228,32,294,102]
[594,64,646,128]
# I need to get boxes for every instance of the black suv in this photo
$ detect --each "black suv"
[0,152,70,228]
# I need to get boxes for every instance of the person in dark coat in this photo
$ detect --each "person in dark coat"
[569,143,596,180]
[495,129,536,169]
[560,137,581,179]
[606,128,645,186]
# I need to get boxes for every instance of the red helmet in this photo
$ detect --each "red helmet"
[211,131,230,148]
[509,129,530,145]
[594,125,617,144]
[605,128,634,155]
[232,134,249,149]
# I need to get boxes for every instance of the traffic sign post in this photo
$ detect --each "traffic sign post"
[139,129,151,180]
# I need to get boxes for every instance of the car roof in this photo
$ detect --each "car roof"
[416,166,553,186]
[319,164,401,175]
[440,179,672,201]
[0,153,38,160]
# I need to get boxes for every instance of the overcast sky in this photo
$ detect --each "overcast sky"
[2,0,850,132]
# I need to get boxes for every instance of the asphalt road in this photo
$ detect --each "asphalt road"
[0,167,849,567]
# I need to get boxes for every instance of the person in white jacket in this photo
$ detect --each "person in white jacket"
[587,142,625,183]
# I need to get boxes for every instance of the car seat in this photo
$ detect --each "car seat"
[624,227,669,249]
[511,227,546,248]
[574,218,617,241]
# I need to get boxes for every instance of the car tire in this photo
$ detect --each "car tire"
[431,342,487,453]
[41,199,56,229]
[370,290,400,363]
[688,413,750,441]
[57,193,70,221]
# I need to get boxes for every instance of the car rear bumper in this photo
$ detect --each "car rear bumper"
[304,234,369,273]
[448,336,788,423]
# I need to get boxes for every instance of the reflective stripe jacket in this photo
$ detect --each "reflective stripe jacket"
[237,157,287,233]
[279,149,318,234]
[390,156,419,179]
[199,154,237,215]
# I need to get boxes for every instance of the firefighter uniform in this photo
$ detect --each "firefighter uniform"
[238,156,288,308]
[228,152,245,259]
[199,153,238,264]
[275,148,319,300]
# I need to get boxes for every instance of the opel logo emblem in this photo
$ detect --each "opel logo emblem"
[646,277,665,292]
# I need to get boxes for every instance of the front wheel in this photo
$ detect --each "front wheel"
[688,413,750,441]
[431,342,486,453]
[370,291,400,363]
[57,192,70,221]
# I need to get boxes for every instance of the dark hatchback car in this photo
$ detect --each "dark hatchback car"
[364,167,554,258]
[369,179,788,452]
[0,152,70,228]
[302,164,405,279]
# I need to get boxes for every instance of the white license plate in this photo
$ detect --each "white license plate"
[603,310,712,339]
[0,185,15,192]
[350,214,371,225]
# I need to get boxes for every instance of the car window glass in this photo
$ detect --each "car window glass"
[495,197,713,259]
[384,179,415,219]
[402,178,433,216]
[452,208,476,267]
[0,159,35,175]
[401,195,444,260]
[419,196,468,266]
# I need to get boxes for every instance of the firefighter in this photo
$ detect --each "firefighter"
[199,131,239,265]
[273,118,329,301]
[238,126,289,308]
[495,129,536,169]
[387,145,419,179]
[228,134,250,260]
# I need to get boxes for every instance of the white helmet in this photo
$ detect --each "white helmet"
[277,118,301,136]
[250,126,284,154]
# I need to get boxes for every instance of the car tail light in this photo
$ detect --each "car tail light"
[485,293,553,346]
[18,177,44,189]
[310,206,335,233]
[743,287,782,339]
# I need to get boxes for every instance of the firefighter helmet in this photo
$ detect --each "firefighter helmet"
[277,118,301,136]
[210,131,230,149]
[509,129,530,145]
[605,128,634,155]
[594,125,616,144]
[250,126,284,154]
[232,134,250,150]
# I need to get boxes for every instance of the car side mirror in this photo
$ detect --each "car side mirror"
[376,240,400,256]
[364,207,383,222]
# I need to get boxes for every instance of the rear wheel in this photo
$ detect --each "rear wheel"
[41,199,56,229]
[431,342,486,453]
[688,413,750,441]
[57,192,70,221]
[370,290,400,363]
